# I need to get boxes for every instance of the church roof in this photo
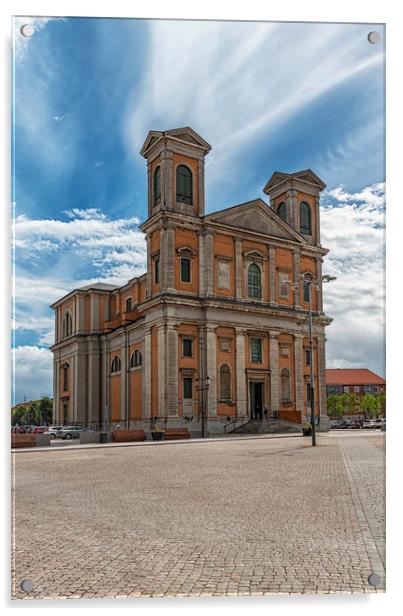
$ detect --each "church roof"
[77,282,117,292]
[326,369,385,386]
[205,198,306,243]
[263,169,326,194]
[140,127,212,157]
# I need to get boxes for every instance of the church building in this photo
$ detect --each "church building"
[50,127,332,434]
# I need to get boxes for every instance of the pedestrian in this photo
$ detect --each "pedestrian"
[264,407,268,420]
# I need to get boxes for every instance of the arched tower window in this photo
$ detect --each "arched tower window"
[111,356,121,374]
[219,364,231,402]
[277,202,286,222]
[281,368,291,402]
[300,201,312,235]
[130,349,142,368]
[176,165,193,204]
[125,297,133,312]
[62,364,69,391]
[248,263,262,299]
[153,166,161,206]
[62,311,73,339]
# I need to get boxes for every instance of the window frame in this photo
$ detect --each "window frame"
[219,363,232,403]
[277,201,286,222]
[247,263,262,300]
[300,201,312,235]
[278,270,290,300]
[153,165,161,206]
[154,256,160,284]
[111,355,122,374]
[180,257,191,283]
[176,164,193,205]
[250,337,263,364]
[182,337,193,358]
[183,376,193,399]
[281,368,291,402]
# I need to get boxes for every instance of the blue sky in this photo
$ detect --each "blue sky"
[12,17,385,403]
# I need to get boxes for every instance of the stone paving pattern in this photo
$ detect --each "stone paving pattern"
[11,431,385,599]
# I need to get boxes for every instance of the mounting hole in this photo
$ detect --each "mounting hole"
[20,24,34,37]
[20,579,34,592]
[368,572,381,587]
[368,31,381,44]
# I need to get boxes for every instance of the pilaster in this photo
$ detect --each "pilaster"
[269,332,280,414]
[235,238,243,299]
[293,248,301,309]
[316,257,324,312]
[205,231,214,296]
[198,231,206,296]
[294,333,304,415]
[144,327,152,418]
[166,324,179,416]
[157,324,166,417]
[206,325,217,416]
[236,329,247,416]
[269,246,277,306]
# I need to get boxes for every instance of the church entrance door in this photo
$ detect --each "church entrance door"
[250,382,263,420]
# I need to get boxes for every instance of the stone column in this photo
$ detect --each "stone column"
[205,231,214,296]
[87,339,100,426]
[293,333,304,416]
[75,294,86,334]
[236,329,247,417]
[144,327,152,419]
[166,324,179,416]
[146,237,152,298]
[316,257,323,312]
[235,238,243,299]
[166,224,176,292]
[197,158,205,216]
[199,231,206,296]
[206,325,217,416]
[120,331,128,423]
[269,246,277,305]
[269,332,280,415]
[157,324,166,417]
[317,334,329,430]
[164,150,174,211]
[315,196,321,245]
[293,248,301,309]
[75,349,87,424]
[159,226,167,290]
[90,294,100,331]
[147,161,152,216]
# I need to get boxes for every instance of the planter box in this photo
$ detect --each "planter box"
[35,434,51,447]
[151,431,165,441]
[80,431,101,444]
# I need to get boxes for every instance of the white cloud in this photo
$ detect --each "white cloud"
[13,17,56,61]
[321,183,385,376]
[12,346,53,404]
[124,21,384,188]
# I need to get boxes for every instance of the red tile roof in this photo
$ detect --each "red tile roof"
[326,369,385,386]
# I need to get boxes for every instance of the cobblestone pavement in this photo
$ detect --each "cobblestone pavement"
[11,431,385,599]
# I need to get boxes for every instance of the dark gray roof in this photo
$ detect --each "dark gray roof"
[77,282,117,292]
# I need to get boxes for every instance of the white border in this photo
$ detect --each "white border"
[1,1,401,615]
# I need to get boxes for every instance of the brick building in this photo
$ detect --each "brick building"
[326,368,386,416]
[50,127,333,434]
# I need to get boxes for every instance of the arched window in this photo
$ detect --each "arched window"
[62,311,73,339]
[125,297,133,312]
[153,166,161,206]
[111,356,121,374]
[300,201,312,235]
[248,263,262,299]
[277,202,286,222]
[62,364,69,391]
[219,364,231,402]
[130,349,142,368]
[281,368,291,402]
[176,165,193,205]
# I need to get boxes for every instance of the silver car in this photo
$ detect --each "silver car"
[43,425,63,439]
[57,426,89,440]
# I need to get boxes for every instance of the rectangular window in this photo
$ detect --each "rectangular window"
[343,386,349,393]
[306,382,312,403]
[182,338,193,357]
[181,257,191,283]
[154,257,160,284]
[250,338,262,363]
[303,281,310,302]
[278,271,289,299]
[304,349,311,366]
[183,377,193,399]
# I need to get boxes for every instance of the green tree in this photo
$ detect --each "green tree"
[327,394,345,419]
[38,396,53,425]
[360,393,378,419]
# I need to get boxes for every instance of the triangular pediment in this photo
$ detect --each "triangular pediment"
[140,127,211,157]
[206,199,304,242]
[263,169,326,195]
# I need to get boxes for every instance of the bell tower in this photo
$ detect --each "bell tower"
[263,169,326,246]
[140,127,211,220]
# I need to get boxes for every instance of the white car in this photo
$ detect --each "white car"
[43,425,63,439]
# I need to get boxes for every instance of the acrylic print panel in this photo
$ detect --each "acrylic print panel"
[11,16,385,600]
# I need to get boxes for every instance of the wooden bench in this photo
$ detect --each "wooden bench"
[163,427,191,441]
[11,433,36,449]
[112,429,146,443]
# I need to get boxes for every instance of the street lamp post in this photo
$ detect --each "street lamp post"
[300,274,336,447]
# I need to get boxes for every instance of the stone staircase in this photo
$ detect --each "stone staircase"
[231,419,302,435]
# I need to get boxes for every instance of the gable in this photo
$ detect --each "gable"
[206,200,303,242]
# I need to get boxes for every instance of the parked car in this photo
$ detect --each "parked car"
[43,425,64,439]
[57,426,91,440]
[330,420,341,429]
[32,426,47,433]
[371,419,384,429]
[350,419,363,429]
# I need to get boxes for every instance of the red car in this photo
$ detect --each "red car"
[32,426,46,433]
